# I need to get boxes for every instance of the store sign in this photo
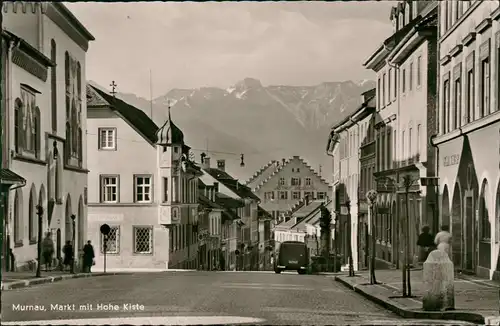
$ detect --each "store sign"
[443,154,460,167]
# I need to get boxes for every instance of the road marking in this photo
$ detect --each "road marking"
[2,316,266,325]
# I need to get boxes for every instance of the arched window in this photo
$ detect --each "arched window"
[65,122,71,162]
[51,39,57,132]
[71,102,77,155]
[29,185,37,243]
[55,156,62,201]
[14,98,23,152]
[13,189,22,245]
[77,127,83,166]
[65,51,70,95]
[34,106,41,158]
[77,62,81,99]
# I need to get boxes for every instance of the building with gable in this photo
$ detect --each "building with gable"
[197,156,261,270]
[1,2,94,271]
[86,84,202,271]
[246,156,331,223]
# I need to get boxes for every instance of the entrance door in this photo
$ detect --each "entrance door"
[464,194,475,272]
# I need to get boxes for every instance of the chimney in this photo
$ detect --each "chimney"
[235,180,239,190]
[282,158,286,165]
[217,159,226,171]
[203,157,211,169]
[200,152,206,164]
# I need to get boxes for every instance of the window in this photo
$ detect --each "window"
[450,77,458,129]
[14,98,22,153]
[279,191,288,200]
[393,69,397,99]
[13,190,22,245]
[401,130,405,160]
[304,191,313,199]
[135,175,152,203]
[498,37,500,112]
[409,128,412,158]
[101,226,120,254]
[100,175,119,203]
[279,177,285,186]
[393,130,397,165]
[417,56,422,86]
[409,62,413,91]
[51,39,57,132]
[65,52,82,162]
[382,73,386,106]
[99,128,116,150]
[381,131,386,170]
[28,188,35,242]
[296,168,300,172]
[291,177,301,186]
[133,226,153,254]
[402,69,406,93]
[388,69,392,102]
[304,178,311,186]
[443,78,450,133]
[416,124,421,160]
[292,191,301,200]
[481,56,490,118]
[19,87,39,156]
[317,192,326,200]
[264,191,275,201]
[386,130,391,169]
[466,52,475,124]
[378,78,381,108]
[163,177,168,202]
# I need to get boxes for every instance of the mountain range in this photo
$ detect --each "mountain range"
[88,78,375,183]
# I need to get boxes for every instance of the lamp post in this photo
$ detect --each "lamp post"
[70,214,76,274]
[366,190,378,284]
[345,200,355,277]
[35,205,44,278]
[401,175,417,297]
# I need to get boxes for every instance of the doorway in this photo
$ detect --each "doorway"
[463,192,476,272]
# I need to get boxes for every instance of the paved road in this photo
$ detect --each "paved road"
[2,271,475,325]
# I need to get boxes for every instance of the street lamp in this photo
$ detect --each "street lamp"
[401,175,417,297]
[70,214,76,274]
[366,189,378,285]
[35,205,44,278]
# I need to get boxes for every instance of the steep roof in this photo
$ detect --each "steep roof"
[253,156,330,193]
[246,160,278,189]
[87,84,159,144]
[292,199,332,230]
[156,107,185,145]
[204,168,260,201]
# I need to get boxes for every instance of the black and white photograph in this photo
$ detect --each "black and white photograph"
[1,1,500,325]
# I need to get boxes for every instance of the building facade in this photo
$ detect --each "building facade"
[2,3,94,270]
[327,90,376,271]
[86,84,201,270]
[435,0,500,279]
[246,156,331,223]
[363,0,439,268]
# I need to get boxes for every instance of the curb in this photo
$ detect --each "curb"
[1,272,125,291]
[334,276,486,324]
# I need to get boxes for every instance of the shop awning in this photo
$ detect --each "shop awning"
[1,169,26,186]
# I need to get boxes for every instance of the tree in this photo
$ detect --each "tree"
[319,205,332,257]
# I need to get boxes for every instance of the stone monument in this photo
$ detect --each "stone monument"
[422,249,455,311]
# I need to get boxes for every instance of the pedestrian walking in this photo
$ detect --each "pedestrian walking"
[63,241,74,272]
[42,232,54,272]
[417,225,434,263]
[434,225,452,257]
[83,240,95,273]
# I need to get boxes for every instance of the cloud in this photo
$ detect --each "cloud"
[65,2,393,97]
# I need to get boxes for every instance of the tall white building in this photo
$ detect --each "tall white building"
[1,2,94,270]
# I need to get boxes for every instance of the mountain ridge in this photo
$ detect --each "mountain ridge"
[88,79,375,182]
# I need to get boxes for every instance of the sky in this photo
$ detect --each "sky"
[66,1,394,99]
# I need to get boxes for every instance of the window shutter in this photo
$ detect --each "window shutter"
[99,176,103,203]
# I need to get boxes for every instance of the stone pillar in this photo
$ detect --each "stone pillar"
[422,249,455,311]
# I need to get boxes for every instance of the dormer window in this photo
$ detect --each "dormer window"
[399,12,405,29]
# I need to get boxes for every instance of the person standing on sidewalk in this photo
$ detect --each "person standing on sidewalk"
[417,225,434,263]
[42,232,55,272]
[62,241,74,272]
[82,240,95,273]
[434,225,452,257]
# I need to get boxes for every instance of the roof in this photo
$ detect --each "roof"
[156,108,185,145]
[54,3,95,41]
[246,160,278,189]
[215,193,245,209]
[204,168,260,201]
[292,200,332,231]
[275,217,300,230]
[331,94,376,130]
[198,194,223,210]
[87,84,159,144]
[293,200,325,218]
[253,156,330,193]
[1,169,26,185]
[258,206,272,220]
[2,30,54,68]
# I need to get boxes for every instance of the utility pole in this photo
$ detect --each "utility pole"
[36,205,44,278]
[70,214,76,274]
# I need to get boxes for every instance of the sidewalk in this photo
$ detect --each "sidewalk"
[1,270,125,291]
[335,269,500,324]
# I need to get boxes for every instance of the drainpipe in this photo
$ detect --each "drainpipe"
[387,59,400,268]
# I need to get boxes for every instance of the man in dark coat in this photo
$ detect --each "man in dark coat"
[63,241,74,272]
[83,240,95,273]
